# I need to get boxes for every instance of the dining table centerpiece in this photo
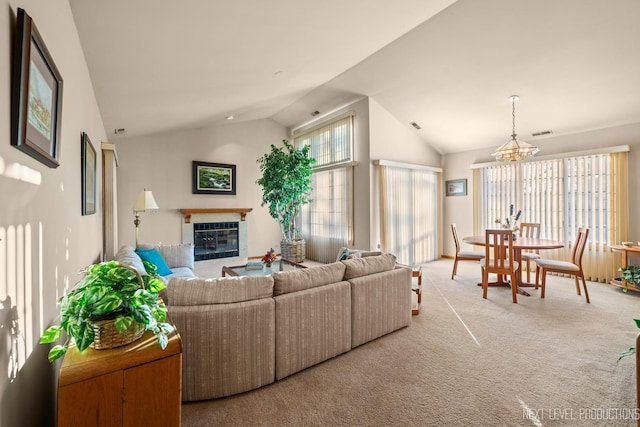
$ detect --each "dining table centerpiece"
[494,204,522,239]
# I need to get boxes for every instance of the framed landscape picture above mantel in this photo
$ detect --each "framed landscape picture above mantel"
[192,161,237,195]
[446,179,467,196]
[11,8,63,168]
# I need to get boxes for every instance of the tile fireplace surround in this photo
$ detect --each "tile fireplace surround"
[180,208,252,261]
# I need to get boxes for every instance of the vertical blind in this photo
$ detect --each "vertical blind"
[294,114,354,263]
[477,152,628,282]
[379,165,439,265]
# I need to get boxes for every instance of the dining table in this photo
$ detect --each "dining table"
[463,234,564,296]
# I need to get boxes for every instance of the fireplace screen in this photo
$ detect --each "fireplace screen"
[193,222,239,261]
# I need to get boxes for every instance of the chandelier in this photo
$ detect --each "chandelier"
[491,95,539,162]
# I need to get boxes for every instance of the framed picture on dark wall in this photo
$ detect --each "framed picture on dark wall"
[192,161,237,195]
[81,133,96,215]
[11,8,64,168]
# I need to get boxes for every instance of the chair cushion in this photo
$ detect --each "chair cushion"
[535,259,580,272]
[521,252,540,260]
[458,250,485,258]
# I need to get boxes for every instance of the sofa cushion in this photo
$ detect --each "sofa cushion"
[272,262,346,296]
[138,242,195,270]
[342,253,397,280]
[114,245,147,275]
[167,276,274,306]
[135,247,173,276]
[346,250,382,259]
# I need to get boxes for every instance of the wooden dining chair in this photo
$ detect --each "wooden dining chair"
[451,224,485,279]
[481,229,520,303]
[519,222,541,286]
[535,227,590,303]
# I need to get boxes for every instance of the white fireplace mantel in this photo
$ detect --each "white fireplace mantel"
[180,208,252,223]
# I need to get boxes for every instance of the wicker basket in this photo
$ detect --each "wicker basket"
[90,318,145,349]
[281,239,305,263]
[89,264,146,350]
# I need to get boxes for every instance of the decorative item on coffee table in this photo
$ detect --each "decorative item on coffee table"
[256,139,315,262]
[39,260,174,362]
[262,247,277,272]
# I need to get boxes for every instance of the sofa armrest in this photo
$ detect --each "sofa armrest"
[349,267,411,348]
[169,299,275,401]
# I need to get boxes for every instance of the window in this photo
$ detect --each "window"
[378,163,440,265]
[294,114,354,263]
[476,150,628,282]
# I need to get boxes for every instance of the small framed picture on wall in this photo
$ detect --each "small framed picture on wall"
[446,179,467,197]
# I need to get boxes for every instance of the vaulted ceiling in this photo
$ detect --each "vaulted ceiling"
[69,0,640,155]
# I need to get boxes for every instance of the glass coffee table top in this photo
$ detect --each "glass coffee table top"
[221,258,307,277]
[222,261,281,277]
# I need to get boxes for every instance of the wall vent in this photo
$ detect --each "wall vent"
[531,130,552,137]
[410,122,422,130]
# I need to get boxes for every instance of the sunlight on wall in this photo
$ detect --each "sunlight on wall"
[0,157,42,185]
[0,223,39,381]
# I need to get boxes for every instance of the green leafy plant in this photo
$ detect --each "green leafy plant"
[39,261,173,362]
[617,318,640,361]
[619,266,640,292]
[256,139,315,241]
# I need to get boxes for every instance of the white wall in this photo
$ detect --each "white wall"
[442,123,640,257]
[113,119,287,257]
[0,1,106,425]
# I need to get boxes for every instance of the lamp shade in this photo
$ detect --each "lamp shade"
[133,190,159,212]
[491,138,540,162]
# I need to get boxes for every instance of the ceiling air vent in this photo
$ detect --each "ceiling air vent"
[531,130,552,137]
[410,122,422,130]
[310,110,320,116]
[114,128,126,135]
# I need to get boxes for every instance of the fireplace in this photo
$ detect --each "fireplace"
[193,222,239,261]
[181,208,252,262]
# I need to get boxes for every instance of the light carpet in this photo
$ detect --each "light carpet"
[182,259,639,426]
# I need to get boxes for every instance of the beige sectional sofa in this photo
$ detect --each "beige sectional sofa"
[165,253,412,402]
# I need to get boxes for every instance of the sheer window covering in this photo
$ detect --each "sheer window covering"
[379,165,439,265]
[294,114,354,263]
[477,151,628,282]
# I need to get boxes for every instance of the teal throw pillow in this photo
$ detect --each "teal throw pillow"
[135,247,173,276]
[336,247,350,262]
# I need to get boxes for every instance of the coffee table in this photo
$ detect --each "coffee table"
[222,258,307,277]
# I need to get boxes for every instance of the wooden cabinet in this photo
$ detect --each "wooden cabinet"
[58,329,182,427]
[610,244,640,291]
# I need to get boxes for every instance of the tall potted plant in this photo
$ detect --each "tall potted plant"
[256,139,315,262]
